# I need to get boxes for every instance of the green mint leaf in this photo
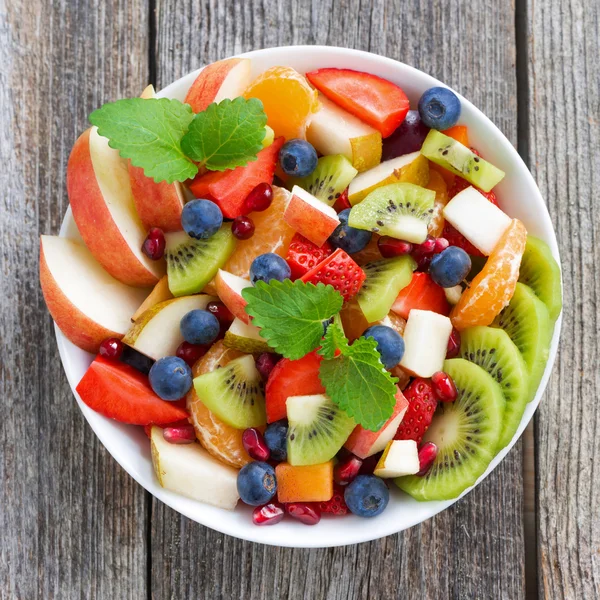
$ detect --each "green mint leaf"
[89,98,197,184]
[181,97,267,171]
[318,322,398,431]
[242,280,343,360]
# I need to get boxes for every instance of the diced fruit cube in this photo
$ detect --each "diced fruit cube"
[391,272,450,320]
[374,440,420,478]
[276,461,334,503]
[214,269,252,324]
[285,234,334,280]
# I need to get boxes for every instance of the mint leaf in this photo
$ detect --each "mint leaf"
[89,98,197,184]
[318,322,398,431]
[242,280,343,360]
[181,97,267,172]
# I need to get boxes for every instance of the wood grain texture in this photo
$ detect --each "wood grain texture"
[0,1,150,598]
[152,2,526,598]
[526,0,600,597]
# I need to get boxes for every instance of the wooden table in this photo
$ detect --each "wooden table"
[1,0,598,598]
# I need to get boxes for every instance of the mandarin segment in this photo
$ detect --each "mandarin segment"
[426,170,449,237]
[341,298,406,342]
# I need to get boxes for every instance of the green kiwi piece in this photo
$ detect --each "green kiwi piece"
[357,256,417,322]
[165,226,236,297]
[459,326,529,450]
[348,182,435,244]
[286,394,356,466]
[193,355,266,428]
[493,282,552,401]
[420,130,505,192]
[288,154,358,206]
[396,358,504,501]
[518,235,562,321]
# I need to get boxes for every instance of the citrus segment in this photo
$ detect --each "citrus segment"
[426,170,449,237]
[341,298,406,342]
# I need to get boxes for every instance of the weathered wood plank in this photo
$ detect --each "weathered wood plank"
[151,1,526,598]
[526,1,600,598]
[0,1,150,598]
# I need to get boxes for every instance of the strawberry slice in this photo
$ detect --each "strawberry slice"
[318,484,350,516]
[265,351,325,423]
[286,234,334,280]
[306,68,409,138]
[77,356,189,425]
[391,272,450,320]
[394,378,438,444]
[300,248,366,301]
[189,137,285,219]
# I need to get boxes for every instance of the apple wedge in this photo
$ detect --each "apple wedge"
[223,318,270,354]
[132,275,173,322]
[123,295,216,361]
[215,269,252,324]
[184,58,252,113]
[306,95,382,172]
[67,127,164,286]
[374,440,420,478]
[40,235,149,353]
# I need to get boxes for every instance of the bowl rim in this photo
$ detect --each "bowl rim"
[55,44,562,548]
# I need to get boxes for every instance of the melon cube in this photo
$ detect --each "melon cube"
[275,461,334,503]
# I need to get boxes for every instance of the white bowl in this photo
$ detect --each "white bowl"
[56,45,562,548]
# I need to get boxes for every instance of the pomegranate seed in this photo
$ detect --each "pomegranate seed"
[245,182,273,213]
[242,428,271,461]
[333,188,351,212]
[334,455,363,485]
[255,353,281,381]
[206,301,234,324]
[417,442,438,476]
[378,236,413,258]
[446,328,462,358]
[412,236,436,256]
[232,215,255,240]
[433,237,449,253]
[359,453,381,475]
[163,424,196,444]
[99,338,124,360]
[176,341,209,367]
[431,371,458,402]
[142,227,166,260]
[285,502,321,525]
[253,501,285,526]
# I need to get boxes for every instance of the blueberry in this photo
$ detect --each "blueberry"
[237,461,277,506]
[250,253,291,285]
[181,199,223,239]
[363,325,405,369]
[264,421,288,461]
[279,139,318,177]
[418,87,461,130]
[328,209,372,254]
[149,356,192,401]
[344,475,389,518]
[180,309,220,345]
[429,246,472,288]
[119,344,155,375]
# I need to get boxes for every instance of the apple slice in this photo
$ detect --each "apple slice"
[184,58,252,113]
[215,269,252,324]
[40,235,149,353]
[123,295,216,361]
[67,127,164,286]
[344,389,409,458]
[443,186,512,255]
[223,318,270,354]
[306,95,382,172]
[400,309,453,377]
[132,275,173,322]
[284,186,340,247]
[374,440,420,478]
[150,426,239,510]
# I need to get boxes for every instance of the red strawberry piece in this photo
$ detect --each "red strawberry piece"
[285,234,334,281]
[391,272,450,320]
[318,484,350,516]
[300,248,366,301]
[333,188,351,213]
[394,378,438,444]
[188,137,285,219]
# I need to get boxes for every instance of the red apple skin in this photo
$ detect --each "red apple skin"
[39,241,122,353]
[283,193,340,248]
[215,271,250,324]
[67,129,161,287]
[128,163,185,232]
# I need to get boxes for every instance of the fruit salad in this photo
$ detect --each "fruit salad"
[40,58,562,527]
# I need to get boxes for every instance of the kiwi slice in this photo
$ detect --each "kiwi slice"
[193,355,266,428]
[288,154,358,206]
[348,182,436,244]
[165,226,236,297]
[357,256,417,322]
[493,282,552,401]
[459,326,529,450]
[518,236,562,321]
[396,358,504,501]
[420,130,505,192]
[286,394,356,466]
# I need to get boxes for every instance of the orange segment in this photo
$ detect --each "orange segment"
[426,170,449,237]
[223,186,295,278]
[443,125,470,146]
[451,219,527,330]
[244,66,320,140]
[341,298,406,342]
[352,235,382,266]
[276,461,334,503]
